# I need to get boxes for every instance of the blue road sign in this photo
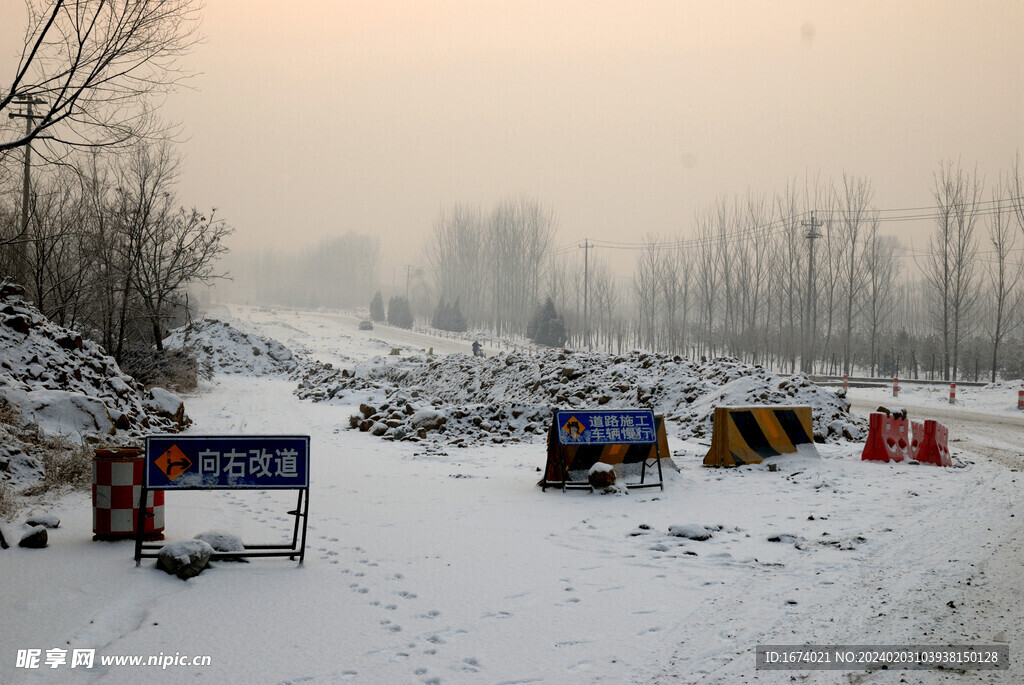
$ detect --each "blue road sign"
[554,409,657,446]
[145,435,310,489]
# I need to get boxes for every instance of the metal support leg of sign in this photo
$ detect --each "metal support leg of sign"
[135,486,309,566]
[631,443,664,490]
[135,435,311,566]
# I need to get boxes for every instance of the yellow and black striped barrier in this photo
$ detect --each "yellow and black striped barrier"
[702,405,815,467]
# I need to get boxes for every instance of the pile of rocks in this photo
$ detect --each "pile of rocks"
[0,282,188,488]
[295,348,866,447]
[163,319,302,377]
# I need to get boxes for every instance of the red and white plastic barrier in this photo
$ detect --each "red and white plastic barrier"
[912,419,952,467]
[861,412,909,463]
[910,419,924,461]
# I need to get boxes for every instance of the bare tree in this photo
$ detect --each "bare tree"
[920,160,982,380]
[835,174,873,375]
[859,222,897,376]
[1011,151,1024,239]
[982,180,1020,381]
[426,204,485,324]
[632,235,661,350]
[0,0,202,155]
[692,208,718,359]
[105,141,179,360]
[133,205,231,348]
[773,183,805,372]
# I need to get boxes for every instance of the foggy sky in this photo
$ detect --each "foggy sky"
[7,1,1024,279]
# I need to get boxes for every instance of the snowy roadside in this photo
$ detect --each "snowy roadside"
[2,305,1021,684]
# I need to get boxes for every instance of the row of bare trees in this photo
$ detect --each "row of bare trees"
[418,159,1024,381]
[0,142,231,361]
[0,1,229,370]
[425,197,557,335]
[612,160,1024,380]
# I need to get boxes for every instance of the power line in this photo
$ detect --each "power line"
[550,194,1024,255]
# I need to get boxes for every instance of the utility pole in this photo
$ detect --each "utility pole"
[403,264,413,300]
[801,211,823,374]
[7,96,45,287]
[579,238,593,350]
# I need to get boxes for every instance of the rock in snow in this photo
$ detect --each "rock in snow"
[194,530,245,554]
[157,539,214,579]
[18,525,48,548]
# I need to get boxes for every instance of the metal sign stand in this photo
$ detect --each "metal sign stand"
[541,409,665,492]
[134,435,310,566]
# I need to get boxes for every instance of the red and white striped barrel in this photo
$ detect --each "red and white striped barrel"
[92,448,164,541]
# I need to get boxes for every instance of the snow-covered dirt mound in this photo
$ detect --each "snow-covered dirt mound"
[0,283,189,487]
[164,319,302,376]
[296,349,866,446]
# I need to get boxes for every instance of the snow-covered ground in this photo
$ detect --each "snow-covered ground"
[2,304,1022,684]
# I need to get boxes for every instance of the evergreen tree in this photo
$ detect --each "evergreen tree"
[387,296,414,329]
[369,291,385,322]
[432,299,467,332]
[528,297,568,347]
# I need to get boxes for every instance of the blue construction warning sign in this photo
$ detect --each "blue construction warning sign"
[145,435,310,489]
[554,409,657,446]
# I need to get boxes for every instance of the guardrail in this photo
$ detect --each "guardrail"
[808,375,987,388]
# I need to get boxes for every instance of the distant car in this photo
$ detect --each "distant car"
[359,320,373,330]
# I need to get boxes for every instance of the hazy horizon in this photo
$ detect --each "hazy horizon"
[5,1,1022,278]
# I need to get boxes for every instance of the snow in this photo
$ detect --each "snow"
[0,387,114,441]
[194,530,244,553]
[1,303,1022,684]
[0,292,188,488]
[145,387,183,417]
[163,318,300,377]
